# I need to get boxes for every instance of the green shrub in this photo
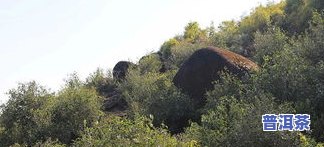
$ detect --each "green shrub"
[119,69,198,133]
[0,82,53,146]
[210,20,242,53]
[253,27,288,64]
[85,68,117,97]
[257,47,314,103]
[183,22,207,43]
[33,138,66,147]
[138,53,163,74]
[160,38,180,60]
[294,11,324,64]
[73,116,198,147]
[184,74,300,146]
[166,41,208,69]
[311,62,324,141]
[43,86,104,144]
[10,139,66,147]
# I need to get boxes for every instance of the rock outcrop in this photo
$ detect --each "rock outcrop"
[113,61,135,81]
[103,90,128,116]
[173,47,259,106]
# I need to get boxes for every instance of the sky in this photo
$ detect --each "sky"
[0,0,280,104]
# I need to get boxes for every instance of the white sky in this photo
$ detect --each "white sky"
[0,0,279,103]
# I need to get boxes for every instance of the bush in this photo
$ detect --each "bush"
[0,75,105,146]
[257,47,314,103]
[10,139,66,147]
[312,62,324,141]
[210,20,242,53]
[0,81,53,146]
[85,68,116,97]
[252,12,324,142]
[253,27,288,64]
[184,74,301,146]
[159,38,180,61]
[43,86,104,144]
[183,22,207,43]
[73,116,198,147]
[33,138,66,147]
[294,11,324,64]
[138,53,163,74]
[166,41,208,69]
[119,69,198,133]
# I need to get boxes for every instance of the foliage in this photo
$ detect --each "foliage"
[41,82,104,144]
[0,74,104,146]
[119,69,198,133]
[159,22,210,71]
[210,20,241,52]
[160,38,180,60]
[258,45,313,102]
[1,0,324,146]
[10,138,66,147]
[238,2,285,55]
[184,22,207,43]
[240,2,285,35]
[166,41,208,70]
[250,12,324,142]
[294,11,324,64]
[283,0,316,35]
[138,53,163,74]
[33,139,66,147]
[184,74,300,146]
[73,116,198,147]
[312,62,324,141]
[0,82,53,146]
[253,27,288,64]
[85,68,116,97]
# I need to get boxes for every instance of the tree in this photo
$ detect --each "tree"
[44,86,103,144]
[211,20,241,52]
[159,38,180,61]
[295,11,324,64]
[238,2,285,55]
[253,27,288,64]
[184,22,207,43]
[283,0,314,35]
[0,82,53,146]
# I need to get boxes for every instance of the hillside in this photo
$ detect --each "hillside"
[0,0,323,146]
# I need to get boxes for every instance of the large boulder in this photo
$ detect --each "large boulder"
[173,47,259,106]
[113,61,135,80]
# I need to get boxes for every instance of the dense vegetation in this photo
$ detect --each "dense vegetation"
[0,0,323,146]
